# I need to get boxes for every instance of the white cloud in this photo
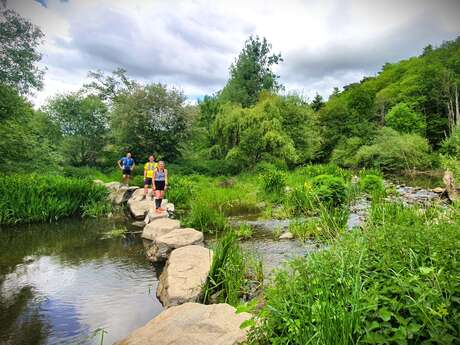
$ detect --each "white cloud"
[9,0,460,106]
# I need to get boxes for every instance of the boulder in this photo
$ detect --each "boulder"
[157,245,212,307]
[128,189,155,219]
[132,221,146,228]
[141,218,181,241]
[105,182,139,205]
[144,207,168,224]
[279,231,294,240]
[431,187,445,194]
[146,228,204,262]
[115,302,251,345]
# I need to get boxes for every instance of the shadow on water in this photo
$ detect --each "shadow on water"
[0,217,163,345]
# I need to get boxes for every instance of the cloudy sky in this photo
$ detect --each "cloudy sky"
[9,0,460,106]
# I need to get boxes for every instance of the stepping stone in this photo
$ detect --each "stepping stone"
[127,189,154,219]
[141,218,180,241]
[279,231,294,240]
[146,228,204,262]
[114,302,251,345]
[157,245,212,307]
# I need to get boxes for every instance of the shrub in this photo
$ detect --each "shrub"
[354,127,433,172]
[235,224,253,239]
[385,102,426,134]
[359,174,386,197]
[260,169,287,194]
[297,163,351,180]
[331,137,365,167]
[0,174,111,225]
[311,174,348,207]
[248,202,460,344]
[440,125,460,159]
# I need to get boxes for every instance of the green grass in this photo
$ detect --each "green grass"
[202,231,263,306]
[0,174,111,225]
[248,202,460,344]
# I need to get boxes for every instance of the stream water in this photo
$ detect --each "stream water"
[0,218,163,345]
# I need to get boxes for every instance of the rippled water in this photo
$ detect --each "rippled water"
[0,218,163,345]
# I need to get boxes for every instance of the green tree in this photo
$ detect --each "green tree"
[82,68,138,104]
[219,36,283,107]
[111,84,189,160]
[385,102,426,134]
[0,83,60,172]
[311,93,324,112]
[0,7,45,95]
[45,93,109,166]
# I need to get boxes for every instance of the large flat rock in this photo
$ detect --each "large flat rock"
[146,228,204,262]
[141,218,181,241]
[157,245,212,307]
[128,189,154,219]
[104,182,138,205]
[115,302,251,345]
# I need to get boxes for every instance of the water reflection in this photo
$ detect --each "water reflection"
[0,218,163,345]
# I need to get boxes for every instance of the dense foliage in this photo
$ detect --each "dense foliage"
[248,202,460,344]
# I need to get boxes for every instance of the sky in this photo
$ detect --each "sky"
[9,0,460,107]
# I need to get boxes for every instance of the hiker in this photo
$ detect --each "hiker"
[153,161,168,212]
[142,155,158,200]
[118,152,135,185]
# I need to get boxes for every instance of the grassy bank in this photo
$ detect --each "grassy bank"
[247,201,460,344]
[0,174,111,225]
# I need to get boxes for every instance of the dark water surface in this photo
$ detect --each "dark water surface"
[0,217,162,345]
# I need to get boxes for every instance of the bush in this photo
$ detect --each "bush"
[385,102,426,134]
[331,137,365,168]
[311,174,348,207]
[359,174,385,197]
[354,127,433,172]
[0,174,111,225]
[440,125,460,159]
[297,163,350,180]
[260,169,287,194]
[248,203,460,344]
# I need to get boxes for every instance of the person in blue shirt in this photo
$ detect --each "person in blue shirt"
[117,152,135,185]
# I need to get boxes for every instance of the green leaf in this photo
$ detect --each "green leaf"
[378,308,393,322]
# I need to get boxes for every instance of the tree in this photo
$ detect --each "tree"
[83,68,138,105]
[44,93,109,166]
[111,84,189,160]
[0,8,45,95]
[219,36,283,107]
[0,83,60,172]
[385,102,426,134]
[311,93,324,112]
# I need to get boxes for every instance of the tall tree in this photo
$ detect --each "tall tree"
[111,84,189,160]
[44,93,109,166]
[0,7,45,95]
[220,36,283,107]
[311,93,325,112]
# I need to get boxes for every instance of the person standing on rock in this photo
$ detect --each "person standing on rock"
[142,155,158,200]
[153,161,168,212]
[118,152,135,186]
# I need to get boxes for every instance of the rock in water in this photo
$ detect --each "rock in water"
[104,182,139,205]
[157,245,212,307]
[114,302,251,345]
[127,189,155,219]
[141,219,180,241]
[279,231,294,240]
[146,228,204,262]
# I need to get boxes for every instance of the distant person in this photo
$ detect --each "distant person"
[118,152,135,185]
[153,161,168,212]
[142,155,158,200]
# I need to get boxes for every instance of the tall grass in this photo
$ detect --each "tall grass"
[0,174,111,225]
[248,202,460,344]
[202,231,263,306]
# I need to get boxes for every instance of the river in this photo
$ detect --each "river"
[0,217,163,345]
